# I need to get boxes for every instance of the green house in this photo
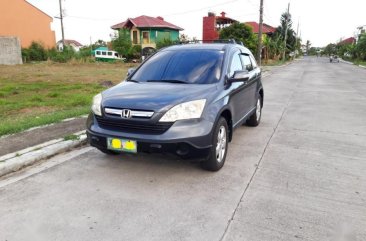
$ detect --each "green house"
[111,15,183,51]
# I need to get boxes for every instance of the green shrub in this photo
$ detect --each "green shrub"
[156,38,176,49]
[22,41,48,62]
[48,46,75,63]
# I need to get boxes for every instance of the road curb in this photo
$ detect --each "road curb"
[340,59,366,69]
[0,130,87,177]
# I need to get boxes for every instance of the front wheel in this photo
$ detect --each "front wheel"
[246,96,262,127]
[200,117,229,171]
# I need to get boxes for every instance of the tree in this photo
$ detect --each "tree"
[323,43,337,56]
[355,33,366,60]
[179,33,190,43]
[156,38,176,49]
[111,29,134,58]
[93,39,107,48]
[268,34,285,60]
[219,22,257,54]
[274,11,297,59]
[306,40,311,54]
[22,41,48,61]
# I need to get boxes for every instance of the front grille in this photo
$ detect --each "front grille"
[95,116,173,135]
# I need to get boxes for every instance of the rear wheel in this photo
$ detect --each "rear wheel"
[246,96,262,127]
[200,117,228,171]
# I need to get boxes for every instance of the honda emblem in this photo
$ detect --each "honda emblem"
[121,109,132,119]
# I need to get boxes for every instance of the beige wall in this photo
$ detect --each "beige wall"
[0,0,56,48]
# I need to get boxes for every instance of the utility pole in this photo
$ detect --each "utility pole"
[295,20,299,58]
[257,0,264,65]
[282,2,290,61]
[58,0,65,48]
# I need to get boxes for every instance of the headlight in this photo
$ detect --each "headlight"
[91,93,102,116]
[159,99,206,122]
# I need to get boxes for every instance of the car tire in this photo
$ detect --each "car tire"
[97,147,120,155]
[246,96,262,127]
[200,117,229,171]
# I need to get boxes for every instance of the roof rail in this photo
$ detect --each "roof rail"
[178,39,244,46]
[213,39,244,46]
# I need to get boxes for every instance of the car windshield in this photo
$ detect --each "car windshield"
[131,49,224,84]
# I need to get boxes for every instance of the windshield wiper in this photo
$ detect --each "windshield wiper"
[146,79,189,84]
[127,79,139,83]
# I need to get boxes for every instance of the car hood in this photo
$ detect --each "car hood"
[102,82,218,112]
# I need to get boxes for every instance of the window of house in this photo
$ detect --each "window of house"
[132,30,138,44]
[157,31,170,42]
[142,31,150,44]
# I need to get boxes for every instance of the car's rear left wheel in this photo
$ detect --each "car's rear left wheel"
[200,117,228,171]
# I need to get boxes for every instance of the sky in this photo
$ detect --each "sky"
[28,0,366,47]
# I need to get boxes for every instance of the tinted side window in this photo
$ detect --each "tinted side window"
[241,55,253,71]
[229,52,243,77]
[249,55,258,69]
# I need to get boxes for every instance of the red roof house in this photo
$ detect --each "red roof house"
[202,12,276,43]
[244,22,276,35]
[202,12,238,42]
[111,15,183,31]
[338,37,356,45]
[111,15,183,50]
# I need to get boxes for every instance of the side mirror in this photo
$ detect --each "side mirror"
[228,70,250,83]
[127,68,136,77]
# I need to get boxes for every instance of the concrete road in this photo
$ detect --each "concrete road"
[1,57,365,241]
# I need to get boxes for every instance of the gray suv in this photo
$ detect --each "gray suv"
[87,43,263,171]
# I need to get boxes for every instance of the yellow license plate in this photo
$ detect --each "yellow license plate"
[107,138,137,153]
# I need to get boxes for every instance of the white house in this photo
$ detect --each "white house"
[57,39,83,52]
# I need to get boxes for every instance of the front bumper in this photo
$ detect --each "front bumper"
[86,114,214,159]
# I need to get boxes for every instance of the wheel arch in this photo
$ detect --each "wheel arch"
[259,88,264,107]
[219,109,233,142]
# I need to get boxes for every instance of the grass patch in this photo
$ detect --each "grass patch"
[0,62,137,137]
[64,134,80,141]
[340,58,366,66]
[0,107,89,136]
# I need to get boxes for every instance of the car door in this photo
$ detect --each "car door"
[227,50,253,126]
[240,53,258,111]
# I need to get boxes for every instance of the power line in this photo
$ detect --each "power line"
[66,15,118,22]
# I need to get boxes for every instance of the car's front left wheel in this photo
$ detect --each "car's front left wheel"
[200,117,228,171]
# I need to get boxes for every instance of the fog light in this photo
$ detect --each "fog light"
[176,143,189,156]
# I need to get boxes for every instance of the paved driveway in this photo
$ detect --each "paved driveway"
[0,57,365,241]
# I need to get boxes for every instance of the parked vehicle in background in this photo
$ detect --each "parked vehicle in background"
[95,50,126,62]
[329,55,339,63]
[87,42,264,171]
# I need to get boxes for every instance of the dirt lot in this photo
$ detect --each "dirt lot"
[0,62,137,136]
